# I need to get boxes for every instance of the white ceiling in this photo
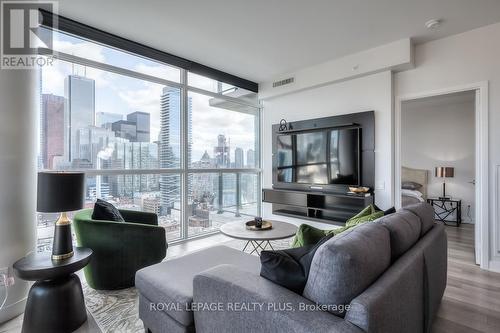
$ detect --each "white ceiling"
[57,0,500,83]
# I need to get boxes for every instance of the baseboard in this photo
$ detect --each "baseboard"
[0,297,26,324]
[488,259,500,273]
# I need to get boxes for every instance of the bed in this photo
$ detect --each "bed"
[401,166,428,207]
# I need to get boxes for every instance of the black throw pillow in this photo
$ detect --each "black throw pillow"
[92,199,125,222]
[374,204,396,216]
[260,234,332,294]
[384,206,396,215]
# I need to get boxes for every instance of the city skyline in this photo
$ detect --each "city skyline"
[41,31,257,163]
[40,88,257,171]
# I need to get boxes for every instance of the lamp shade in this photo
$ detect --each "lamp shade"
[37,172,85,212]
[435,167,454,178]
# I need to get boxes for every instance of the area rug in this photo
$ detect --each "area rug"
[83,238,292,332]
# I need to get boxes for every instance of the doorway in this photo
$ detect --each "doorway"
[395,82,489,269]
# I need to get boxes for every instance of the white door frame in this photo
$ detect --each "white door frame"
[394,81,489,269]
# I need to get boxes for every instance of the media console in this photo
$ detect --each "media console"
[265,111,376,225]
[263,188,374,226]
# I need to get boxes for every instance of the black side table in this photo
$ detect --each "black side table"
[13,247,92,333]
[427,198,462,227]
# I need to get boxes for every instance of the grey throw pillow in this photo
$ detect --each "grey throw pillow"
[402,181,422,190]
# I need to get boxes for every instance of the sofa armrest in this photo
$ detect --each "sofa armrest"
[193,264,363,333]
[119,209,158,226]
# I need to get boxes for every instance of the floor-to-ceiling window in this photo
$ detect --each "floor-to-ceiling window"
[37,28,260,252]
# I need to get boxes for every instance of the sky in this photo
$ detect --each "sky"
[41,29,257,163]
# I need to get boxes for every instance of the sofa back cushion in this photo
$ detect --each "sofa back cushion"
[303,222,391,317]
[375,210,421,261]
[402,203,435,236]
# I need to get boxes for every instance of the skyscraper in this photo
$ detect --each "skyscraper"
[234,147,244,168]
[111,120,137,142]
[127,111,151,142]
[96,111,122,127]
[214,134,230,168]
[159,87,192,214]
[65,75,95,162]
[247,149,255,168]
[41,94,65,169]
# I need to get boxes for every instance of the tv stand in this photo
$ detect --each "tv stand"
[262,188,374,226]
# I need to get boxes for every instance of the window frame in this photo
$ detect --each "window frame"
[38,28,262,243]
[39,9,258,93]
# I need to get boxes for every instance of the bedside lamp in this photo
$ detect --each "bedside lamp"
[435,167,454,199]
[37,172,85,260]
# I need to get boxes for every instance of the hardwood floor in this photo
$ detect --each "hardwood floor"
[432,224,500,333]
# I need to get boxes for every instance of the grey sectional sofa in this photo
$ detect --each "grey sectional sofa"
[136,203,447,333]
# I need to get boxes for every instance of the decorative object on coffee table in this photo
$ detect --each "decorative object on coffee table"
[37,171,85,260]
[245,217,273,231]
[13,247,92,333]
[221,220,297,255]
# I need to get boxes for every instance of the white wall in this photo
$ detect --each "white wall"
[261,71,393,228]
[0,69,38,323]
[401,92,475,222]
[395,22,500,270]
[259,39,412,100]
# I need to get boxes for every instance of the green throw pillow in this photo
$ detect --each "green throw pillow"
[349,204,376,221]
[325,225,350,237]
[345,210,384,227]
[291,224,328,248]
[291,204,384,248]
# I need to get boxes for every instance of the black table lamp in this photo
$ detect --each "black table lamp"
[37,172,85,260]
[435,167,454,199]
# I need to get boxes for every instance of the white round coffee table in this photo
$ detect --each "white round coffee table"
[220,220,298,255]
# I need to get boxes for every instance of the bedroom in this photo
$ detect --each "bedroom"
[400,90,476,250]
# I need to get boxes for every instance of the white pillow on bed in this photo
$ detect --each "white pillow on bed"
[401,189,424,202]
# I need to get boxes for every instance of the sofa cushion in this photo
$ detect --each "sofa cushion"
[375,210,421,260]
[402,203,435,236]
[136,245,260,326]
[303,222,391,317]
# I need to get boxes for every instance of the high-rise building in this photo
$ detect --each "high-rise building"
[41,94,65,169]
[247,149,255,168]
[234,147,244,168]
[96,111,122,127]
[191,151,216,200]
[76,125,116,168]
[127,111,151,142]
[65,75,95,162]
[214,134,230,168]
[142,196,161,215]
[159,87,192,214]
[112,120,137,142]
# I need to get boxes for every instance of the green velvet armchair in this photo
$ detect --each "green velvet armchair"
[73,209,167,290]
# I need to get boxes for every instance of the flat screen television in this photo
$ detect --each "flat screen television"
[275,127,360,188]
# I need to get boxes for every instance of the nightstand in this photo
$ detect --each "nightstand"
[426,197,462,227]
